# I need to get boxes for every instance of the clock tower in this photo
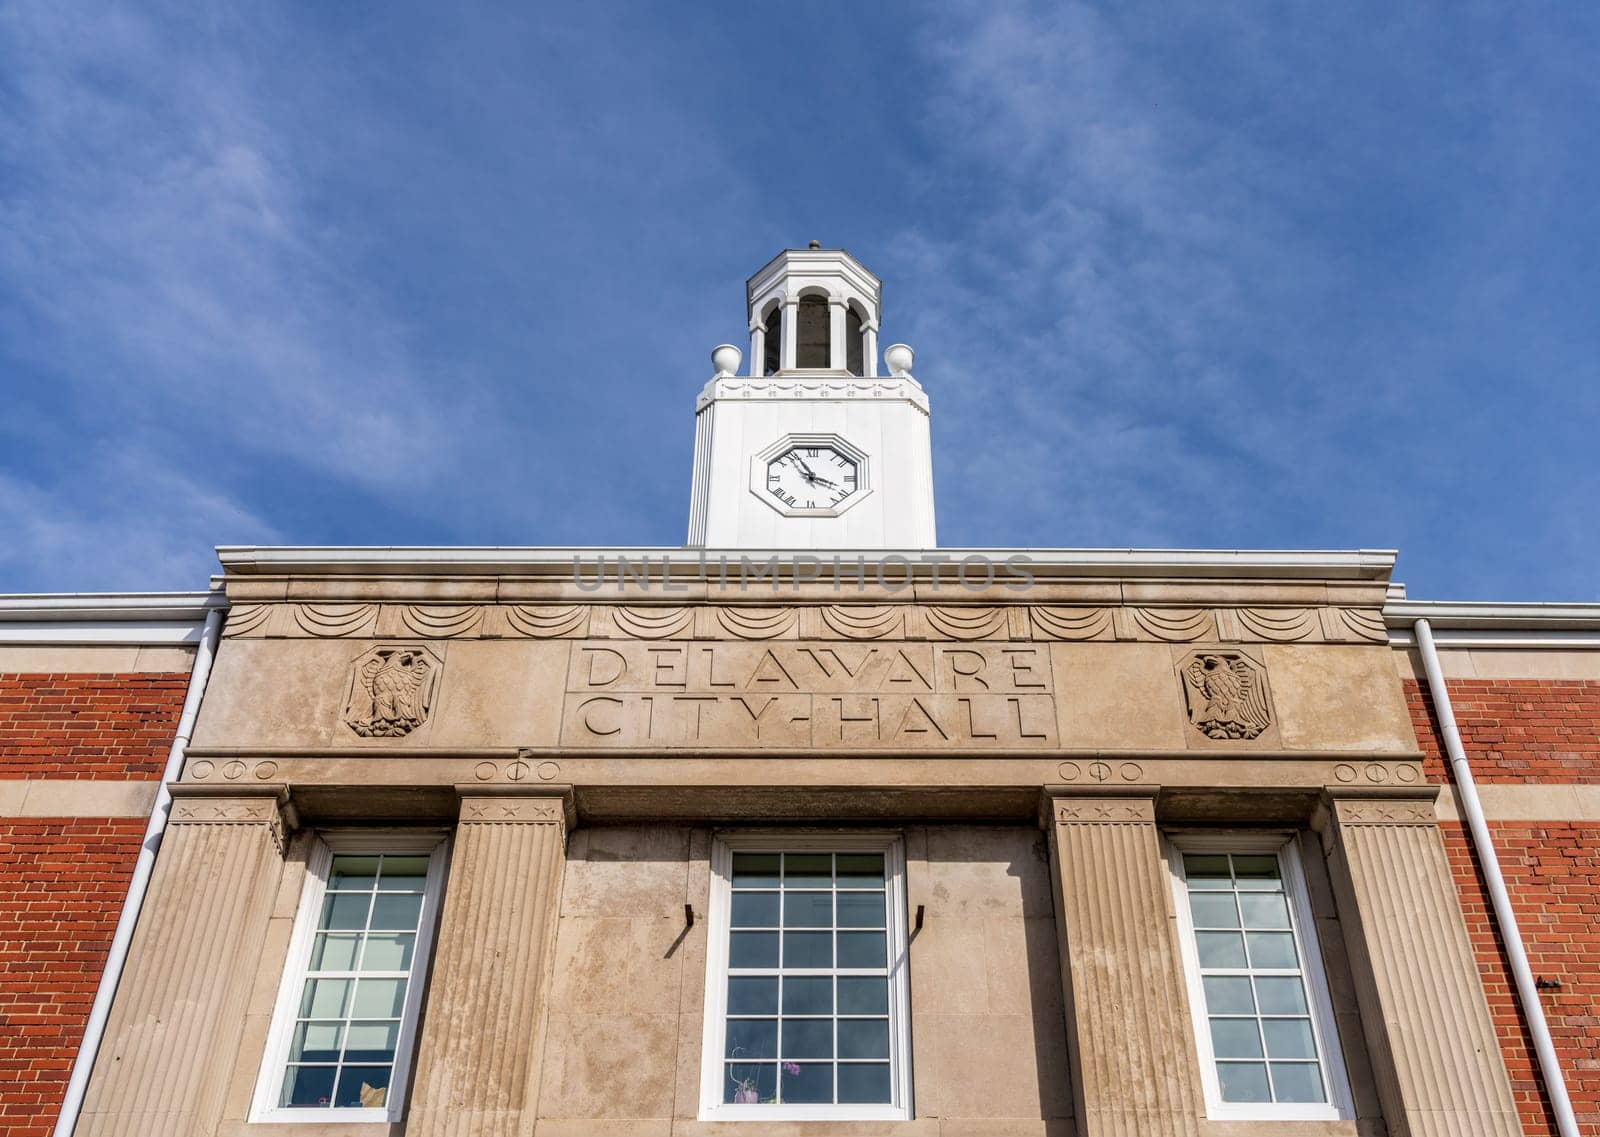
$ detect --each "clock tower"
[686,246,937,548]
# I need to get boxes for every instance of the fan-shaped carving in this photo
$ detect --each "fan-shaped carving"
[821,606,904,640]
[612,606,694,639]
[923,606,1007,641]
[1336,607,1389,644]
[400,604,484,638]
[293,603,379,637]
[1029,607,1114,641]
[715,607,798,640]
[1236,607,1319,642]
[1130,608,1215,642]
[222,603,273,637]
[503,604,589,638]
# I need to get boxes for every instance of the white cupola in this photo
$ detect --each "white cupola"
[687,246,936,549]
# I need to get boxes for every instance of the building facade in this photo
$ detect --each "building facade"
[2,250,1597,1137]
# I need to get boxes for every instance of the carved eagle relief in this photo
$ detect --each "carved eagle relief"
[1182,653,1271,740]
[345,647,437,738]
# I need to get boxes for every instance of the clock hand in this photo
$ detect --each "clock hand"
[791,453,819,479]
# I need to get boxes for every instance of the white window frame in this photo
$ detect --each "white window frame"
[249,830,450,1124]
[698,832,913,1122]
[1165,831,1354,1123]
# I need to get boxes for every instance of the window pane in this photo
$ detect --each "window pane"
[350,977,407,1018]
[281,1064,336,1108]
[1246,931,1298,969]
[370,893,423,931]
[1210,1017,1264,1058]
[731,892,779,928]
[1231,855,1281,888]
[344,1020,400,1063]
[837,931,886,968]
[1202,975,1255,1015]
[377,856,429,890]
[838,976,888,1015]
[782,1018,833,1059]
[310,932,361,971]
[334,1065,391,1108]
[1218,1061,1272,1103]
[1195,931,1247,968]
[837,892,885,929]
[730,931,779,969]
[1188,893,1239,929]
[728,977,778,1015]
[784,892,832,928]
[328,856,380,891]
[1254,976,1309,1015]
[1270,1062,1327,1103]
[1262,1018,1318,1060]
[361,933,416,971]
[288,1021,343,1063]
[780,1060,832,1103]
[1238,892,1290,930]
[299,977,351,1019]
[733,853,781,888]
[782,976,832,1015]
[838,1062,891,1104]
[725,1062,776,1103]
[784,853,832,888]
[783,931,831,968]
[725,1018,778,1060]
[319,892,371,931]
[838,1018,890,1059]
[836,854,884,885]
[1184,854,1232,888]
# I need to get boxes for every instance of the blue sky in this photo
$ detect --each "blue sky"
[1,2,1596,599]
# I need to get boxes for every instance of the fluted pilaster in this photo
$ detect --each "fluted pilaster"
[1043,789,1204,1137]
[1323,788,1522,1137]
[406,786,572,1135]
[78,785,290,1137]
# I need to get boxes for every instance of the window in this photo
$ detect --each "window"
[251,833,448,1123]
[1167,835,1352,1122]
[795,294,830,368]
[699,834,912,1121]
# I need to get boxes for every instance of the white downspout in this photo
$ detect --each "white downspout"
[51,603,226,1137]
[1413,618,1580,1137]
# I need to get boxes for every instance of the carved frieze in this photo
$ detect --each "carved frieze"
[344,645,441,738]
[223,601,1391,646]
[1178,650,1274,741]
[459,797,565,824]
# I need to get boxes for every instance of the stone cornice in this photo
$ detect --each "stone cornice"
[0,589,225,644]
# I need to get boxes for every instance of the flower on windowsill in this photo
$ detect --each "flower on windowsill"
[782,1061,801,1076]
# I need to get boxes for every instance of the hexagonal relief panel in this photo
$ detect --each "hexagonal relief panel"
[343,644,442,738]
[1177,649,1274,741]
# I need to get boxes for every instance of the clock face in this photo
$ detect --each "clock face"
[765,444,859,511]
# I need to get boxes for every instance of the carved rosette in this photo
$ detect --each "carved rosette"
[343,644,442,738]
[1177,649,1274,741]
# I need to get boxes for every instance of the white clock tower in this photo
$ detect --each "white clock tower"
[686,245,937,548]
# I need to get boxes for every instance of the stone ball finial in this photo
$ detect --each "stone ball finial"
[711,343,742,377]
[884,343,915,375]
[808,240,821,249]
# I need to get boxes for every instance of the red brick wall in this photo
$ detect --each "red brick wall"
[0,818,144,1137]
[1406,677,1600,784]
[1444,822,1600,1136]
[1409,676,1600,1133]
[0,675,188,780]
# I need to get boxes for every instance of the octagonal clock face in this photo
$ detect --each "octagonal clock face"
[765,443,859,512]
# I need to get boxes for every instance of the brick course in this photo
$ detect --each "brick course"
[0,674,188,780]
[1406,677,1600,784]
[0,818,143,1137]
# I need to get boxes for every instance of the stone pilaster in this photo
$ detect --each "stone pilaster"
[78,784,291,1137]
[1043,788,1204,1137]
[406,785,572,1135]
[1321,788,1523,1137]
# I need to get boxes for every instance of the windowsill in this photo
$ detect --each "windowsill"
[698,1104,912,1123]
[248,1107,394,1125]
